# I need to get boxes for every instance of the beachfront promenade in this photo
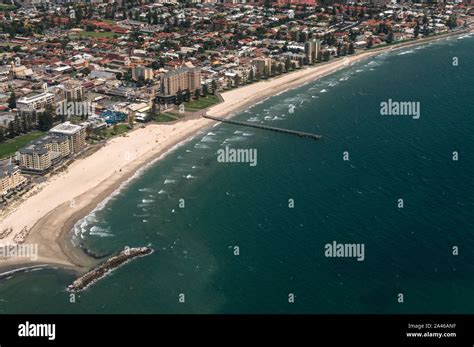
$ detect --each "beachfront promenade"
[202,115,322,140]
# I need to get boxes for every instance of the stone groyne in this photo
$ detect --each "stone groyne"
[67,246,153,292]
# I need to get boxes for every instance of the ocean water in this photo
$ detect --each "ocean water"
[1,35,473,314]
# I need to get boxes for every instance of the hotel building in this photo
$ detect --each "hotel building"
[62,81,85,101]
[159,67,201,99]
[305,39,321,63]
[252,57,272,76]
[19,145,51,174]
[132,66,154,81]
[16,92,55,112]
[0,164,27,198]
[19,134,71,174]
[49,122,87,154]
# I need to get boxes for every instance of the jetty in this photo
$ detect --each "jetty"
[202,115,322,140]
[67,246,153,293]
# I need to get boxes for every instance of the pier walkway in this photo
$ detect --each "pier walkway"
[202,115,322,140]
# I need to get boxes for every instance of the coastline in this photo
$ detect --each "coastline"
[0,28,471,273]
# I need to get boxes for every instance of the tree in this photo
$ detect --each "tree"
[184,89,191,102]
[202,84,209,97]
[323,51,331,62]
[211,80,217,94]
[285,57,291,72]
[367,37,374,49]
[414,23,420,38]
[194,88,200,100]
[233,74,240,87]
[8,91,16,109]
[148,100,159,121]
[248,69,254,82]
[128,114,135,128]
[7,121,14,138]
[386,31,394,44]
[0,128,5,143]
[446,16,457,30]
[176,88,183,105]
[38,105,54,131]
[112,123,119,134]
[12,115,21,136]
[348,42,355,54]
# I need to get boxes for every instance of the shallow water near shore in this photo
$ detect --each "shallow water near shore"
[1,36,473,313]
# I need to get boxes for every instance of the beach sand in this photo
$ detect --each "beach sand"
[0,29,471,272]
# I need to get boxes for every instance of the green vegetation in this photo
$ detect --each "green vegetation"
[0,4,16,11]
[154,113,179,122]
[0,131,44,159]
[183,95,220,112]
[105,124,129,137]
[70,31,116,39]
[87,124,130,143]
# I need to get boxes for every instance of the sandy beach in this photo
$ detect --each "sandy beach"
[0,28,471,272]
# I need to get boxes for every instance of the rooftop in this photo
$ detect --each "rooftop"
[50,122,84,135]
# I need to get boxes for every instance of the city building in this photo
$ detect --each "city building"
[19,145,51,174]
[0,164,27,197]
[16,92,55,112]
[62,81,85,101]
[159,67,201,100]
[49,122,87,154]
[252,57,272,76]
[305,38,321,64]
[19,133,72,174]
[132,66,154,81]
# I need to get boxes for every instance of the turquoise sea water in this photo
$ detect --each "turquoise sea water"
[1,35,473,313]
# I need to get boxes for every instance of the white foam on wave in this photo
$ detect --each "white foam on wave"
[201,136,218,143]
[225,136,245,142]
[247,117,260,122]
[71,132,197,244]
[398,49,414,55]
[90,230,114,238]
[141,199,155,204]
[185,174,195,179]
[194,143,210,149]
[164,179,176,184]
[89,226,114,238]
[320,89,328,93]
[0,265,50,279]
[158,189,166,194]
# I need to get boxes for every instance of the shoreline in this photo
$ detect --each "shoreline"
[0,28,471,273]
